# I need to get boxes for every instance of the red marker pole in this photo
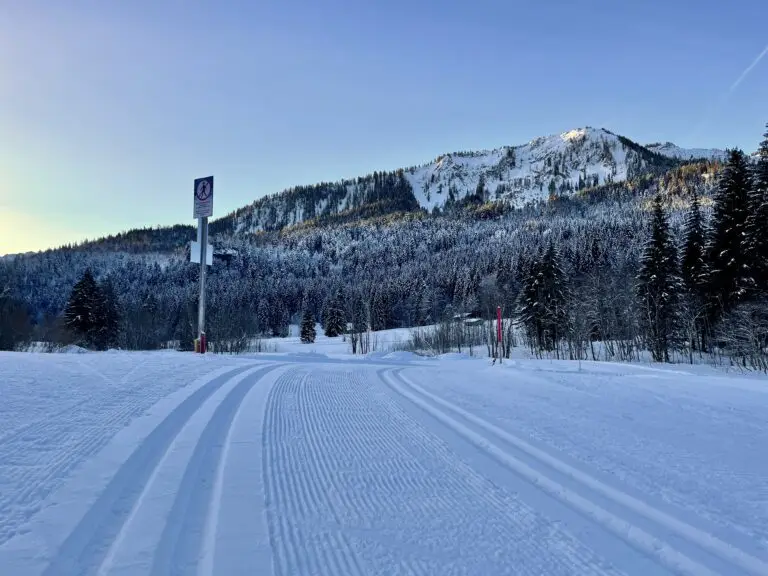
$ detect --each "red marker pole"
[496,306,502,362]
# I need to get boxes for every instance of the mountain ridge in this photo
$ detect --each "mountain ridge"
[645,141,726,162]
[217,127,722,235]
[2,127,726,258]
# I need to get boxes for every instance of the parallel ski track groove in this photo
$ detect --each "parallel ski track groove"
[523,367,768,545]
[373,369,631,575]
[387,369,768,576]
[40,363,261,576]
[0,374,193,546]
[370,368,632,575]
[148,364,280,576]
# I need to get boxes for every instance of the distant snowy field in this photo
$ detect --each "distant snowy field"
[0,349,766,575]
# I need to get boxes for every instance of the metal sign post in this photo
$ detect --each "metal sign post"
[194,176,214,353]
[198,216,208,352]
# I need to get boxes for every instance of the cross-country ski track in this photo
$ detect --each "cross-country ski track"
[0,352,767,575]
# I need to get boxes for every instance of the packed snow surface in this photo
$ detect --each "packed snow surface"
[0,351,766,575]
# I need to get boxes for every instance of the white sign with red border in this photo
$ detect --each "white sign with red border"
[193,176,214,218]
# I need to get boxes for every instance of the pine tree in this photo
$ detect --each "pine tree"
[637,195,681,362]
[745,124,768,296]
[0,290,31,351]
[707,148,751,315]
[64,269,101,347]
[257,299,270,335]
[371,290,390,331]
[300,309,316,343]
[681,189,709,350]
[332,303,347,336]
[321,301,331,333]
[323,290,346,337]
[682,190,706,293]
[538,243,569,352]
[417,280,433,325]
[518,257,543,352]
[95,278,120,350]
[475,175,487,203]
[517,244,568,354]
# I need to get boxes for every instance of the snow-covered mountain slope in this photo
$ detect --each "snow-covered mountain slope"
[405,127,675,211]
[220,127,704,234]
[645,142,726,162]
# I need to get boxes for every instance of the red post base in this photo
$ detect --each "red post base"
[200,333,207,354]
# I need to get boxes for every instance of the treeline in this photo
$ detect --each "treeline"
[0,166,715,353]
[62,269,121,350]
[215,169,418,234]
[512,126,768,369]
[1,124,764,368]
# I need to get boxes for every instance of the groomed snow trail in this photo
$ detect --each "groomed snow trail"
[384,369,768,576]
[40,363,281,576]
[147,364,284,576]
[2,353,766,575]
[263,367,630,576]
[0,354,236,547]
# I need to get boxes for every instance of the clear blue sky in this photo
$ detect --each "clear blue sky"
[1,0,766,254]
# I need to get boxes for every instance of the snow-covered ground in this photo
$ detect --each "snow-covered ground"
[261,324,412,356]
[0,350,766,575]
[645,142,727,162]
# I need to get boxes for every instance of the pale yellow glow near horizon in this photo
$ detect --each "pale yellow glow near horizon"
[0,209,86,255]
